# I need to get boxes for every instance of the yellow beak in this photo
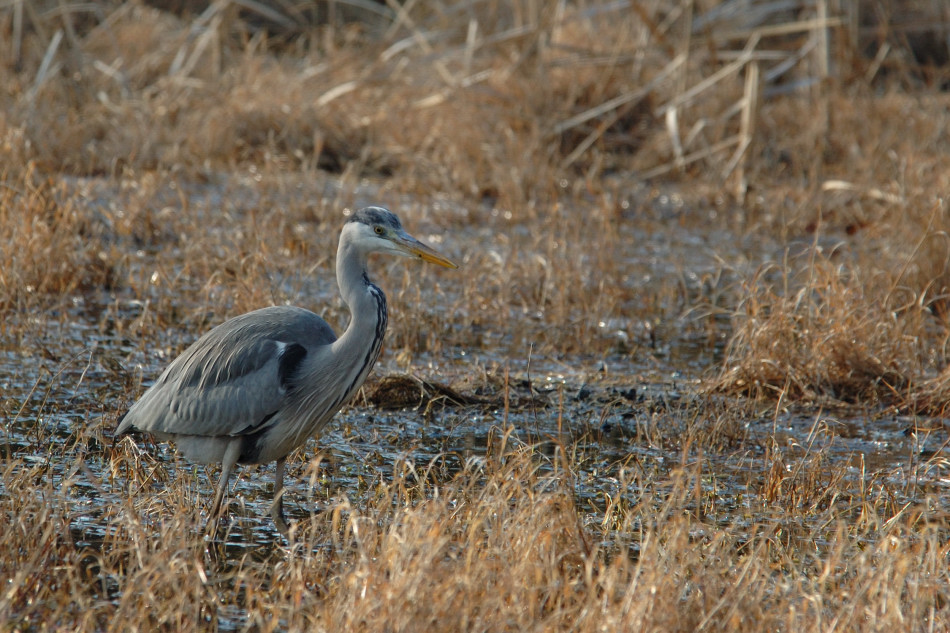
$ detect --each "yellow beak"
[396,233,458,269]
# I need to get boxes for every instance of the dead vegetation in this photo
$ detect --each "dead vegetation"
[4,421,950,632]
[716,246,918,402]
[2,0,950,630]
[0,166,117,314]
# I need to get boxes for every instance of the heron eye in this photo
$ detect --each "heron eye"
[374,226,384,235]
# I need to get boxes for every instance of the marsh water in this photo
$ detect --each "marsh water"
[2,175,946,573]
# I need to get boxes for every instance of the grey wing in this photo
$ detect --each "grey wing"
[118,306,336,438]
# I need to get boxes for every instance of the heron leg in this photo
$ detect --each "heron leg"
[206,439,241,536]
[271,457,289,535]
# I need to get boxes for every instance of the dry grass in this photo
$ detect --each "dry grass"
[0,166,116,313]
[715,191,950,405]
[716,246,917,402]
[2,0,950,630]
[3,420,949,632]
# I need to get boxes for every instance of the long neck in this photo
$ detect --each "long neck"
[333,236,389,399]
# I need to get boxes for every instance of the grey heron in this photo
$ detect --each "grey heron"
[116,206,457,533]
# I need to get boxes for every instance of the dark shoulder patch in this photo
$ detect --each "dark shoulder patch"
[277,343,307,390]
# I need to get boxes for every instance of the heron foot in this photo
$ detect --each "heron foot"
[204,503,231,539]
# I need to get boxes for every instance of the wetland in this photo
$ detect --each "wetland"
[2,1,949,631]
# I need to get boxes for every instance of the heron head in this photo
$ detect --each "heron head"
[347,206,457,269]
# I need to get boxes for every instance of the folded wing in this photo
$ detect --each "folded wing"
[117,306,336,439]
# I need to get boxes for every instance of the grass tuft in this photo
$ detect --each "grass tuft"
[715,249,914,402]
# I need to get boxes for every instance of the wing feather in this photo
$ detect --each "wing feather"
[118,306,336,438]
